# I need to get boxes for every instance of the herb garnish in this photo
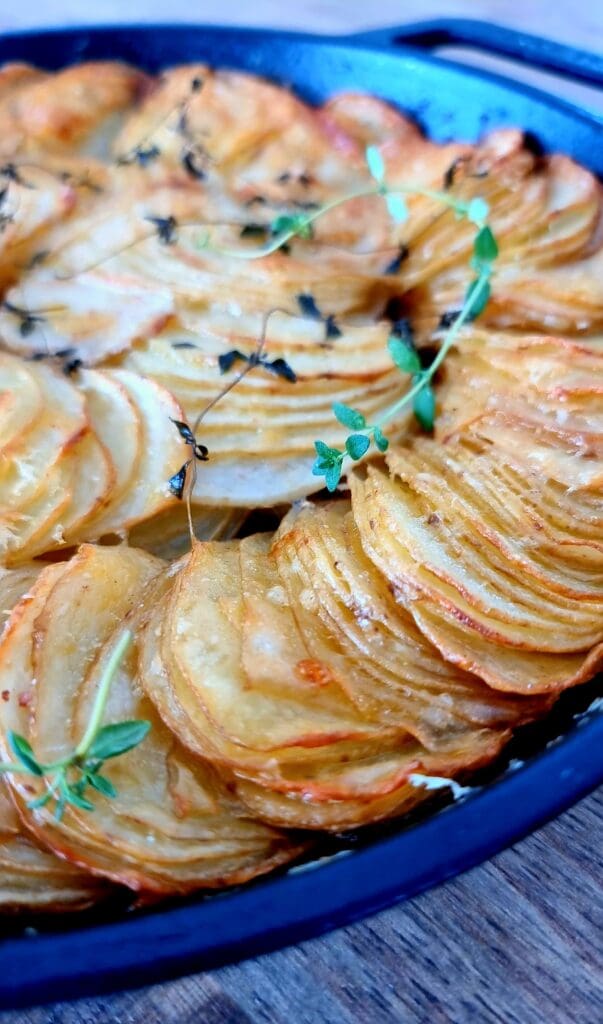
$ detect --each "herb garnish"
[310,147,499,491]
[0,631,149,820]
[218,349,297,382]
[181,147,207,180]
[117,144,161,168]
[383,244,409,275]
[296,294,341,342]
[3,301,46,338]
[146,215,178,246]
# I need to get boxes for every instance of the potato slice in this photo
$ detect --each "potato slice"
[160,540,381,764]
[0,783,110,913]
[231,730,495,831]
[121,333,412,506]
[350,462,603,693]
[9,62,149,157]
[0,563,111,910]
[137,533,519,831]
[0,271,174,363]
[0,359,87,509]
[0,545,305,893]
[0,353,44,462]
[77,367,143,533]
[274,501,548,747]
[0,563,43,632]
[127,504,246,559]
[80,369,188,536]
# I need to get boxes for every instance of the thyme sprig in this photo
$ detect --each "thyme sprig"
[197,145,488,262]
[167,308,282,541]
[310,149,498,491]
[0,630,150,821]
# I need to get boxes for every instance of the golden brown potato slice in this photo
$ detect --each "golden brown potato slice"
[350,461,603,693]
[0,168,79,287]
[0,271,174,363]
[273,501,549,747]
[0,545,306,894]
[0,563,43,632]
[8,62,149,157]
[113,66,311,175]
[0,358,86,509]
[230,731,491,831]
[0,563,111,911]
[0,353,44,462]
[138,534,519,831]
[121,332,412,506]
[78,367,143,529]
[158,540,382,766]
[437,329,603,442]
[81,369,188,536]
[0,782,110,913]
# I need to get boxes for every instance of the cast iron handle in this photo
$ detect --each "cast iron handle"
[351,19,603,90]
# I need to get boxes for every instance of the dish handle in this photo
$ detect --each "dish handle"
[350,19,603,90]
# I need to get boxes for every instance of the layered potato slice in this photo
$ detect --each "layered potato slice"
[0,166,79,288]
[350,445,603,695]
[437,329,603,435]
[436,328,603,493]
[0,780,110,913]
[0,270,174,364]
[137,529,537,831]
[401,151,602,336]
[272,501,549,742]
[0,545,305,893]
[0,562,112,911]
[1,62,149,159]
[122,329,413,505]
[0,562,43,631]
[0,353,189,563]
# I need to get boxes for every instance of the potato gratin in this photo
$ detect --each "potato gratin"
[0,60,601,910]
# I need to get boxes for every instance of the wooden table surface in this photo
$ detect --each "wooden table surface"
[1,3,602,1022]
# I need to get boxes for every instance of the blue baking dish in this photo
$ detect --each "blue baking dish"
[0,19,602,1010]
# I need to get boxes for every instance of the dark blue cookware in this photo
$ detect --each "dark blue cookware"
[0,19,602,1010]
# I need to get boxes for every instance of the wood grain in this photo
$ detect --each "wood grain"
[1,2,602,1021]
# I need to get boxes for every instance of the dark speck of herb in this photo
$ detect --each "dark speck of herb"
[181,148,206,180]
[170,418,196,445]
[390,318,415,344]
[218,349,297,383]
[1,163,28,186]
[168,462,189,500]
[63,357,83,377]
[3,302,45,338]
[27,250,49,269]
[267,357,297,383]
[438,310,462,329]
[297,293,322,320]
[117,144,161,168]
[324,315,342,341]
[240,224,268,240]
[383,245,409,275]
[146,215,178,245]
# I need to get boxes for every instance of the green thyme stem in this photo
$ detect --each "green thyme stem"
[74,629,132,760]
[373,271,491,430]
[204,183,477,261]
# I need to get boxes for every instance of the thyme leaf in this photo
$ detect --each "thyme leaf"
[0,632,149,820]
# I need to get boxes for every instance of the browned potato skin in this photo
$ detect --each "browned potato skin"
[1,62,150,155]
